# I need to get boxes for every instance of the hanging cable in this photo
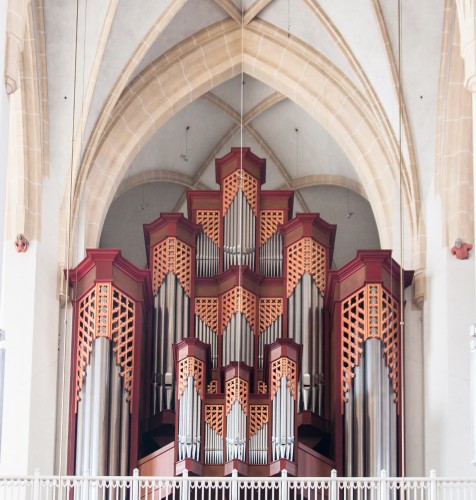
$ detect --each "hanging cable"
[58,0,85,477]
[397,0,406,478]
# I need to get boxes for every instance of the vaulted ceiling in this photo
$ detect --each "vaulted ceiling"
[44,0,445,268]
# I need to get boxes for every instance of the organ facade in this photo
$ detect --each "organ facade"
[67,148,412,477]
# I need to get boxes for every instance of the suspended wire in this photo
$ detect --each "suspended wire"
[58,0,85,476]
[397,0,406,478]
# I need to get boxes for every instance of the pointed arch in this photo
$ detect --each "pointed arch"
[69,19,422,271]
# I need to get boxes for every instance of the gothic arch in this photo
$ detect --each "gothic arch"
[71,19,422,271]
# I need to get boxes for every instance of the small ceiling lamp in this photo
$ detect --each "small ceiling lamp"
[180,125,190,162]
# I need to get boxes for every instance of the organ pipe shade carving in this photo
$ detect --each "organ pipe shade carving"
[258,381,268,394]
[259,298,283,333]
[196,210,220,246]
[286,238,327,297]
[221,286,257,334]
[75,283,136,412]
[205,405,224,437]
[225,377,248,415]
[195,298,219,332]
[223,170,258,215]
[249,405,269,436]
[270,358,298,401]
[207,381,217,394]
[341,283,400,410]
[152,237,192,296]
[260,210,284,246]
[177,357,205,399]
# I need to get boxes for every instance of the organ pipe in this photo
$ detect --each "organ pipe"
[344,339,397,477]
[223,191,255,271]
[75,337,130,476]
[226,401,247,461]
[287,273,323,414]
[152,273,188,414]
[271,377,294,462]
[259,233,283,277]
[222,313,253,366]
[178,376,201,461]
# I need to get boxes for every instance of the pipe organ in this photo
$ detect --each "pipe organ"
[68,148,413,478]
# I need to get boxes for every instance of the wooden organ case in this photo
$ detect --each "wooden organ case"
[67,148,413,478]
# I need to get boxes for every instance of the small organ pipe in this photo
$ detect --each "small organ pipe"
[89,338,109,475]
[120,393,129,476]
[354,356,365,476]
[344,378,354,476]
[365,339,382,477]
[108,361,121,475]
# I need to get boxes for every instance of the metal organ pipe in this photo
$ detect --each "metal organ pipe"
[271,377,294,462]
[222,313,253,366]
[344,339,397,477]
[226,401,246,461]
[75,338,130,476]
[223,191,255,271]
[178,376,201,461]
[152,273,188,414]
[287,273,322,414]
[259,233,283,277]
[196,232,219,277]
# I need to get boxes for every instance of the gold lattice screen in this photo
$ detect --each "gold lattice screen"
[75,283,136,412]
[286,238,327,296]
[340,283,400,411]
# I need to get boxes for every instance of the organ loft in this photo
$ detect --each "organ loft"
[66,148,412,478]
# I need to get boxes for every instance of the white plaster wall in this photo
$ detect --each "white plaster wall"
[0,0,9,311]
[423,187,476,477]
[0,173,61,474]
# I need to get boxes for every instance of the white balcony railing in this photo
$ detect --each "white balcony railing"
[0,469,475,500]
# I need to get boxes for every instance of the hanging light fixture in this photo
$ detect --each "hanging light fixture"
[180,125,190,161]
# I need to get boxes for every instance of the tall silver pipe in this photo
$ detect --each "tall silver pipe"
[108,361,121,475]
[151,294,160,415]
[75,382,85,474]
[119,391,129,476]
[80,358,94,474]
[344,377,354,476]
[158,280,166,412]
[353,358,365,476]
[89,337,110,475]
[381,350,391,475]
[365,339,383,477]
[301,273,311,411]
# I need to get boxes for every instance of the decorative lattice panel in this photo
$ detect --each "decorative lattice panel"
[367,285,381,338]
[75,287,96,411]
[207,381,217,394]
[221,287,257,333]
[340,284,401,410]
[152,237,192,296]
[223,171,258,216]
[196,210,220,246]
[96,284,111,337]
[111,289,135,407]
[178,357,205,400]
[249,405,269,436]
[195,298,219,332]
[225,377,248,415]
[259,298,283,334]
[75,283,138,412]
[258,381,268,394]
[260,210,284,246]
[341,288,366,402]
[205,405,224,437]
[270,358,298,401]
[286,238,327,297]
[381,288,400,406]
